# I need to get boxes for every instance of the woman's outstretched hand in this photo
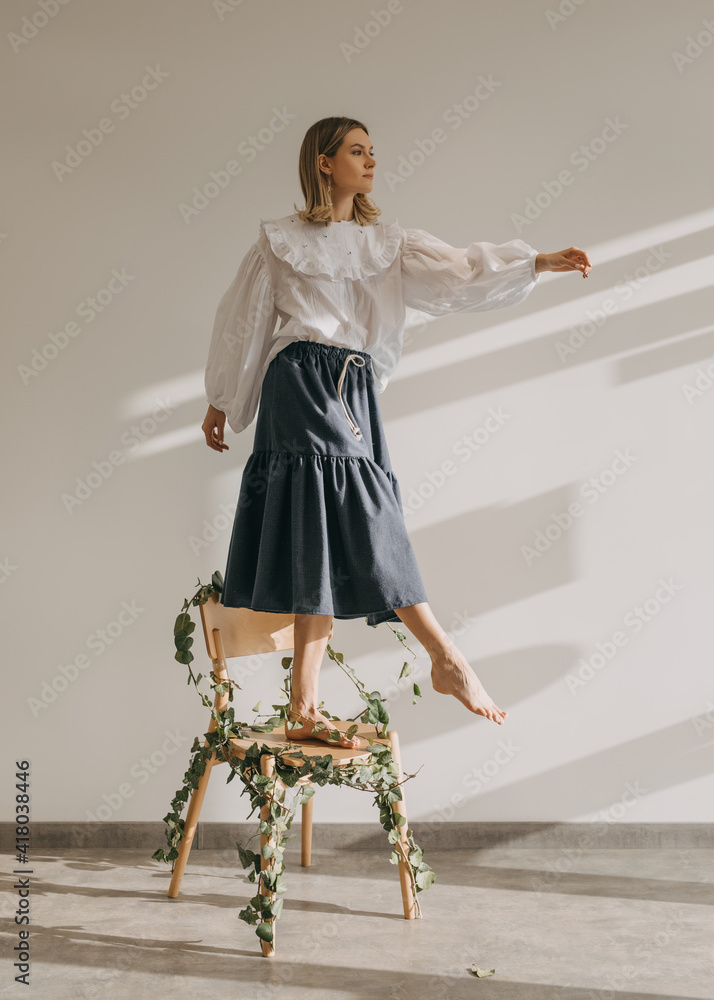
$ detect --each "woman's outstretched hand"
[536,247,592,278]
[203,404,229,453]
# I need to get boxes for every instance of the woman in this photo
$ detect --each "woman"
[202,116,591,751]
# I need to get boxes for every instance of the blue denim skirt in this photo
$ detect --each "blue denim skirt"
[220,339,428,627]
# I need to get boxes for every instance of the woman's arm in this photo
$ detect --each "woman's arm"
[202,403,229,454]
[535,248,592,277]
[202,242,279,450]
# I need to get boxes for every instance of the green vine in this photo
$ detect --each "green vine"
[152,573,436,943]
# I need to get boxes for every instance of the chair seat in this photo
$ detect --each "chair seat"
[226,720,391,767]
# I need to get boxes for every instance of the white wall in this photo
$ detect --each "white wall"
[3,0,713,827]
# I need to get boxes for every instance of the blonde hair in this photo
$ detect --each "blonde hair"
[293,116,381,227]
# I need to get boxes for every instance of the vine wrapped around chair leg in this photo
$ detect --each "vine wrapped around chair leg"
[258,755,278,956]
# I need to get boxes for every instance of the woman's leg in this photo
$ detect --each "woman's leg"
[394,602,507,725]
[286,612,361,748]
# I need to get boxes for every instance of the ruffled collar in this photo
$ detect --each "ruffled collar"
[259,212,401,281]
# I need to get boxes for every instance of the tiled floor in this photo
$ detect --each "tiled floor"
[1,847,712,999]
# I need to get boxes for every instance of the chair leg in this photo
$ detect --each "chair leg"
[387,730,418,919]
[259,753,277,957]
[167,751,216,898]
[301,791,314,867]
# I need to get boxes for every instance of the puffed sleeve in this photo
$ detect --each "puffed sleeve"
[401,227,541,316]
[204,242,279,434]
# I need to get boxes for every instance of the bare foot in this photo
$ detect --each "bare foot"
[430,639,508,725]
[283,703,365,750]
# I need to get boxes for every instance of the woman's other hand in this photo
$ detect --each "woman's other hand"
[203,404,229,453]
[535,248,592,278]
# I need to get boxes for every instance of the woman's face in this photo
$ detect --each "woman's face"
[322,128,376,195]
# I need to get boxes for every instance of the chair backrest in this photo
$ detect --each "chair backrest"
[199,592,296,660]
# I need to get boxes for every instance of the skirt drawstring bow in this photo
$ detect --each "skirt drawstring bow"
[336,354,366,440]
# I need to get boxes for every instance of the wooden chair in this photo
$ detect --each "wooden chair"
[166,592,417,956]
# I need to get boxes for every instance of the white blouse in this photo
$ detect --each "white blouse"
[204,212,542,434]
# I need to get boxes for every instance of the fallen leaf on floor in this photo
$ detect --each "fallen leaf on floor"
[470,964,496,978]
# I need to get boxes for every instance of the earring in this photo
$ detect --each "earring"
[326,172,333,207]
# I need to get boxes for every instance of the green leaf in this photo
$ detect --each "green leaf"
[252,700,262,714]
[389,850,400,865]
[413,682,421,697]
[398,661,412,679]
[394,630,407,641]
[387,828,401,844]
[237,843,258,869]
[415,868,436,890]
[256,921,273,943]
[392,811,407,827]
[262,843,274,859]
[174,613,192,635]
